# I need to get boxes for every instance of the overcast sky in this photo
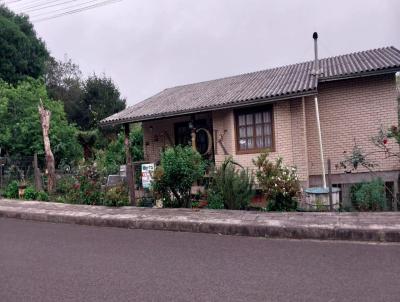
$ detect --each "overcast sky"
[11,0,400,105]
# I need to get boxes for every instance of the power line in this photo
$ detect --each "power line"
[29,0,107,17]
[1,0,24,4]
[22,0,79,13]
[31,0,121,22]
[14,0,70,11]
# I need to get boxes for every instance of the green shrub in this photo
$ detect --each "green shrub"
[103,185,129,207]
[350,179,387,211]
[152,146,206,208]
[56,175,76,194]
[23,186,37,200]
[64,163,104,205]
[37,191,49,201]
[206,192,224,209]
[4,181,19,199]
[54,195,67,203]
[208,157,254,210]
[253,152,300,211]
[95,125,144,183]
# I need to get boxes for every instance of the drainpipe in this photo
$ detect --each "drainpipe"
[313,32,327,188]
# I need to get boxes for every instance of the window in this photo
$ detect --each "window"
[235,106,274,153]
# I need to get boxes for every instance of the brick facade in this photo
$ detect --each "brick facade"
[306,74,399,180]
[142,73,399,186]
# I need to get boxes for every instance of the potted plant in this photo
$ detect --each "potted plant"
[18,179,27,199]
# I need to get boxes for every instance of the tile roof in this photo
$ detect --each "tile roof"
[101,46,400,125]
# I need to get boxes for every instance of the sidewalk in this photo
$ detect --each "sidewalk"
[1,199,400,242]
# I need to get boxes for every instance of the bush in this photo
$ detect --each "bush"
[23,186,37,200]
[4,181,19,199]
[103,185,130,207]
[208,157,254,210]
[206,192,224,209]
[56,175,76,195]
[152,146,206,208]
[350,179,387,211]
[64,163,104,205]
[95,125,144,178]
[37,191,49,201]
[253,152,300,211]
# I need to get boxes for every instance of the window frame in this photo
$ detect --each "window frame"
[234,105,275,154]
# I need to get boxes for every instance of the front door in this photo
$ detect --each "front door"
[174,119,213,160]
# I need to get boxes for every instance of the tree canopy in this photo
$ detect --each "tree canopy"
[0,78,82,165]
[79,74,127,130]
[45,58,126,130]
[45,56,83,125]
[0,5,49,84]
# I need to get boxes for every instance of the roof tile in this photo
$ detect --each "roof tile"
[102,46,400,125]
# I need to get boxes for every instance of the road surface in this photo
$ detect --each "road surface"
[0,217,399,302]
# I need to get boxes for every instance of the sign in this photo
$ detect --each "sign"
[141,163,155,189]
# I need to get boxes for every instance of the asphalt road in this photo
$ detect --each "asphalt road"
[0,218,399,302]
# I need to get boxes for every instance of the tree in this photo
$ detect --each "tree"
[38,101,56,192]
[95,125,144,176]
[0,78,83,166]
[44,56,83,125]
[0,5,49,84]
[79,74,126,130]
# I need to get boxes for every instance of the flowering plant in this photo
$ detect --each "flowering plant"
[253,152,300,211]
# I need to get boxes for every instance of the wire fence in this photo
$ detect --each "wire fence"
[0,155,74,190]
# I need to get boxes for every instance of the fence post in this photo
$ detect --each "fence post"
[33,153,43,192]
[124,123,136,206]
[393,174,398,211]
[327,158,333,211]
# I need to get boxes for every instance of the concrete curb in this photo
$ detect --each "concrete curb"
[1,200,400,242]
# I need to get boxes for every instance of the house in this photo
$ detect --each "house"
[101,37,400,207]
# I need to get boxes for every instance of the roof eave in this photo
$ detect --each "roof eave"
[100,89,317,127]
[319,67,400,83]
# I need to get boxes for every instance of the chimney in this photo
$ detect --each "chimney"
[312,32,319,76]
[311,31,327,188]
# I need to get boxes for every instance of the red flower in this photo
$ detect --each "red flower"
[383,138,388,145]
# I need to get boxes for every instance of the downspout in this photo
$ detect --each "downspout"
[312,32,327,188]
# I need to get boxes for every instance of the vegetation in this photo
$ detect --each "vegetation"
[350,179,387,211]
[36,191,49,201]
[152,146,206,208]
[45,57,126,130]
[0,79,83,166]
[79,74,126,130]
[0,6,137,206]
[4,180,18,199]
[64,163,103,205]
[253,152,300,211]
[23,186,37,200]
[0,5,49,84]
[207,157,254,210]
[103,185,130,207]
[95,125,143,176]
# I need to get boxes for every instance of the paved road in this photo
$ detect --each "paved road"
[0,218,399,302]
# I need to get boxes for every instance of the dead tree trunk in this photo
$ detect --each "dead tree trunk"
[38,101,56,193]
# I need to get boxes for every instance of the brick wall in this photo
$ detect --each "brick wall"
[212,99,309,181]
[306,74,399,179]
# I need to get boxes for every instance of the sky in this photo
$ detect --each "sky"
[6,0,400,105]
